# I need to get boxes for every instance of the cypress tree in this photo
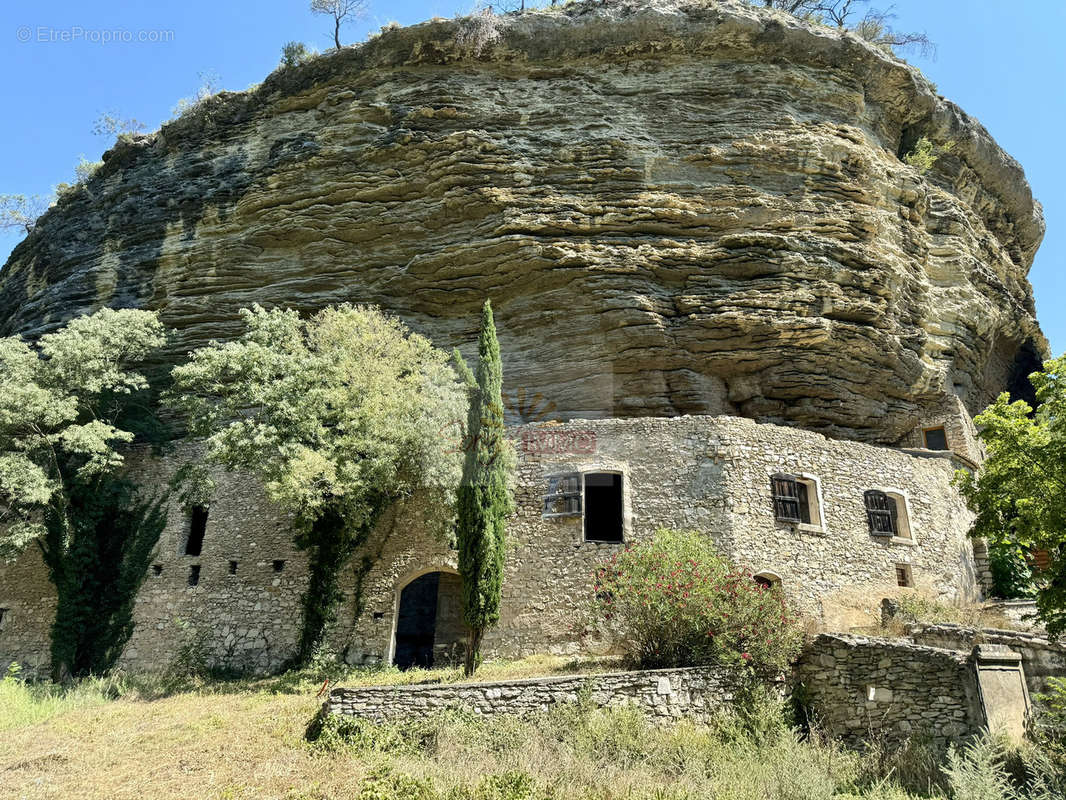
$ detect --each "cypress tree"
[455,300,513,676]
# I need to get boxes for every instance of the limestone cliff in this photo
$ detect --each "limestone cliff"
[0,0,1047,442]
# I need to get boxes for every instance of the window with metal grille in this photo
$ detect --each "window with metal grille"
[864,490,898,536]
[771,474,811,524]
[895,564,913,587]
[185,506,209,556]
[923,427,948,450]
[543,473,582,517]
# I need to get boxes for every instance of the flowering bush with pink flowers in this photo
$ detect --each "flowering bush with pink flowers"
[592,529,802,675]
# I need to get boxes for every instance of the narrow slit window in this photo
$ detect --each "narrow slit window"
[188,565,201,587]
[771,474,811,525]
[0,608,7,631]
[864,490,898,536]
[895,564,913,587]
[584,472,623,542]
[543,473,582,517]
[923,427,948,450]
[228,560,238,575]
[185,506,209,556]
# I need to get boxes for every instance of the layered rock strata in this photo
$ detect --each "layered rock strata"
[0,0,1047,441]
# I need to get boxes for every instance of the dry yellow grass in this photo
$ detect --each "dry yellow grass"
[0,655,615,800]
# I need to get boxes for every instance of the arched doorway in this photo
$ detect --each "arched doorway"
[393,571,467,670]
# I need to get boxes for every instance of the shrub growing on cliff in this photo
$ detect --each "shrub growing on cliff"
[0,309,169,680]
[168,304,465,665]
[591,529,802,675]
[903,136,955,174]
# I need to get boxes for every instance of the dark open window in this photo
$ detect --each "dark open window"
[584,472,623,542]
[188,565,201,587]
[771,474,810,524]
[0,608,7,631]
[923,427,948,450]
[185,506,209,556]
[864,490,898,536]
[543,473,582,517]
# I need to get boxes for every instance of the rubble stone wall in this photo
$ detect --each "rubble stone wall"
[0,415,979,676]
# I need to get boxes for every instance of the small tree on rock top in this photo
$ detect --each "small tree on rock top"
[454,300,515,677]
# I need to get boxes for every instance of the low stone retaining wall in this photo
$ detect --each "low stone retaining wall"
[326,666,742,722]
[908,623,1066,697]
[796,634,987,746]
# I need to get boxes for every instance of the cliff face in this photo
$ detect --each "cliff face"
[0,0,1046,442]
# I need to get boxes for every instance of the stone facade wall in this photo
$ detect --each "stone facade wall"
[908,623,1066,697]
[0,415,980,676]
[796,634,986,745]
[325,665,741,723]
[900,395,984,467]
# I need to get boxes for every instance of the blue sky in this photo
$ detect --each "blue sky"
[1,1,1063,354]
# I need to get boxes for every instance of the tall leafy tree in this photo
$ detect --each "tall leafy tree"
[958,355,1066,637]
[168,304,464,664]
[454,300,515,677]
[0,308,169,680]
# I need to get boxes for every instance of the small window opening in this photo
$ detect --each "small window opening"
[923,427,948,451]
[864,490,898,536]
[152,564,163,577]
[228,560,238,575]
[584,472,624,542]
[895,564,913,587]
[185,506,209,556]
[0,608,7,631]
[188,565,201,587]
[771,474,819,526]
[272,560,286,573]
[753,572,781,591]
[372,611,385,620]
[543,473,582,517]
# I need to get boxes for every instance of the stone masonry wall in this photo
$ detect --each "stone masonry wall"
[0,415,980,676]
[796,634,986,745]
[325,665,741,723]
[908,623,1066,697]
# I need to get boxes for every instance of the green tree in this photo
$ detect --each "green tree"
[454,300,515,677]
[280,41,314,68]
[0,308,169,680]
[957,354,1066,637]
[168,304,464,664]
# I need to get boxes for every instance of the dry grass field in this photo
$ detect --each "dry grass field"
[0,655,1056,800]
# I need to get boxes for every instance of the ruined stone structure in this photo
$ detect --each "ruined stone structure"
[0,0,1050,676]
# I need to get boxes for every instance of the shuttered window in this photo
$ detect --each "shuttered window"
[543,473,582,517]
[771,474,811,524]
[864,490,898,536]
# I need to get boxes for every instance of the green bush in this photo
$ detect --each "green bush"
[591,529,802,674]
[280,41,314,68]
[903,136,955,174]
